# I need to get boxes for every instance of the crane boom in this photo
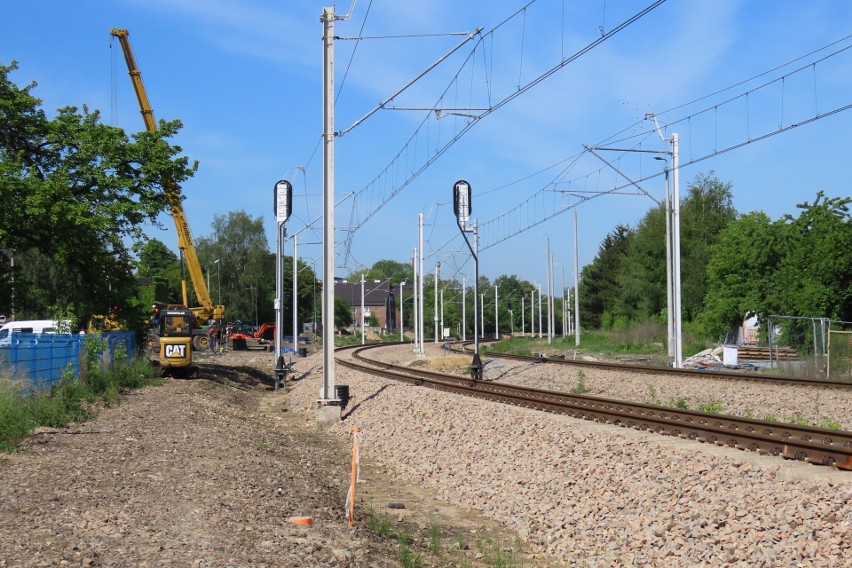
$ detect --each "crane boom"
[110,28,224,324]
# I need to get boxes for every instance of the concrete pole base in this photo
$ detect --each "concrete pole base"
[315,404,341,430]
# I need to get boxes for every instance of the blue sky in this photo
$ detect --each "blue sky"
[3,0,851,290]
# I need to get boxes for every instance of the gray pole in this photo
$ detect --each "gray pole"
[321,6,336,402]
[440,288,444,341]
[360,273,365,345]
[574,209,581,347]
[538,284,543,338]
[412,249,419,352]
[546,237,552,345]
[418,214,425,355]
[480,293,485,340]
[665,167,674,358]
[293,234,298,355]
[434,262,439,343]
[521,296,525,336]
[494,285,499,339]
[672,133,683,368]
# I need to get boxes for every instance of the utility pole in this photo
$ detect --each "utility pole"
[521,295,525,336]
[546,236,552,345]
[538,284,543,339]
[440,288,444,341]
[320,5,336,403]
[412,249,419,352]
[494,285,499,339]
[418,214,425,355]
[293,234,299,355]
[360,273,365,345]
[672,133,683,368]
[574,208,581,347]
[434,262,440,343]
[480,293,485,340]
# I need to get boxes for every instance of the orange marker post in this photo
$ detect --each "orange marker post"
[347,425,360,525]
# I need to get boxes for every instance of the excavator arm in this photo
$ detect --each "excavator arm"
[110,28,224,324]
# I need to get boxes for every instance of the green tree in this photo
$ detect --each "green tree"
[195,210,319,333]
[679,172,736,320]
[334,295,352,332]
[580,225,632,329]
[771,192,851,321]
[347,259,412,284]
[701,211,776,340]
[0,61,197,325]
[134,238,182,305]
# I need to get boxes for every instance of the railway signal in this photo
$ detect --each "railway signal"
[453,180,482,381]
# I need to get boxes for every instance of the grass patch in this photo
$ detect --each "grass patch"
[0,353,159,452]
[698,400,724,414]
[362,505,542,567]
[570,371,589,394]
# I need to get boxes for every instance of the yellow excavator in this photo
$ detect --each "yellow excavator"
[111,28,224,350]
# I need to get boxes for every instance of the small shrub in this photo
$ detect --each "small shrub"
[570,371,589,394]
[669,398,688,409]
[428,523,442,555]
[698,400,723,414]
[646,385,661,406]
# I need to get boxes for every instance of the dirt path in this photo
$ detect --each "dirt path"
[0,352,538,567]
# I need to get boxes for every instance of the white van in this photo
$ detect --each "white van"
[0,320,69,346]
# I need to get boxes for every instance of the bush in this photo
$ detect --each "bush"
[0,355,159,451]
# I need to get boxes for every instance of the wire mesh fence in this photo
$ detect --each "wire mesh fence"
[0,332,137,390]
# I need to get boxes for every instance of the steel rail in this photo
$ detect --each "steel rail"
[453,340,852,391]
[338,343,852,470]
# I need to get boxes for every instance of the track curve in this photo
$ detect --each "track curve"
[337,342,852,470]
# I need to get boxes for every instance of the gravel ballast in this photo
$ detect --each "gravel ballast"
[289,343,852,567]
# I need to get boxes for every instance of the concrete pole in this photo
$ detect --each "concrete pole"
[546,237,552,345]
[440,288,444,340]
[672,133,683,368]
[664,167,674,357]
[418,214,425,355]
[400,282,405,342]
[521,296,525,336]
[293,234,298,354]
[434,262,439,343]
[320,6,336,402]
[574,208,581,347]
[360,273,365,345]
[412,249,419,352]
[538,284,543,338]
[480,293,485,340]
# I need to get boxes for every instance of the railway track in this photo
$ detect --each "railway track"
[455,340,852,390]
[337,343,852,470]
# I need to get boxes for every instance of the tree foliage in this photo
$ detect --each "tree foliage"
[195,210,319,333]
[0,61,197,326]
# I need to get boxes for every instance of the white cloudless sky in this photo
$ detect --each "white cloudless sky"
[3,0,851,289]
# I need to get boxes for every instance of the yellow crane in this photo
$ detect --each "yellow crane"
[110,28,224,349]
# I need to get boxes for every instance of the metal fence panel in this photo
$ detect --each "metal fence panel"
[0,332,137,390]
